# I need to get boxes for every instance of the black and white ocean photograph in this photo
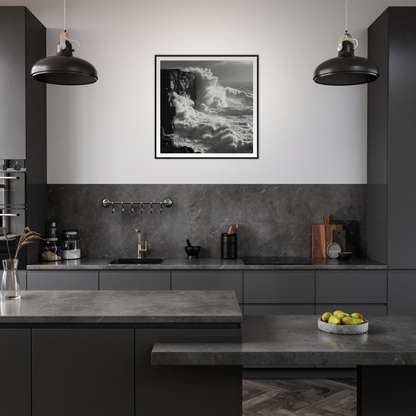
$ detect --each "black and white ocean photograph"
[155,55,258,158]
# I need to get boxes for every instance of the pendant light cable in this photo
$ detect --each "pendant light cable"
[64,0,66,32]
[345,0,348,32]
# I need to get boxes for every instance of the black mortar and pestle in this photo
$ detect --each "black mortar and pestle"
[185,239,200,259]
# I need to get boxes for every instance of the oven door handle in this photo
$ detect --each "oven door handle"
[0,177,18,180]
[0,213,20,217]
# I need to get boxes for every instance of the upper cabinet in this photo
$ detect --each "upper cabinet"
[368,7,416,269]
[0,7,45,160]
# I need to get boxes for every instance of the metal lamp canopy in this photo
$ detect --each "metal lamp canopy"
[313,36,379,86]
[31,0,97,85]
[313,0,379,86]
[31,35,97,85]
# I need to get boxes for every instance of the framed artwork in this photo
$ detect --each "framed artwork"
[155,55,258,159]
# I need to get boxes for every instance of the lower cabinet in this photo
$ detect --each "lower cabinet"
[388,271,416,314]
[0,329,31,416]
[27,271,99,290]
[244,304,314,315]
[172,271,243,303]
[135,328,241,416]
[19,270,27,290]
[315,304,387,315]
[99,271,170,290]
[32,329,134,416]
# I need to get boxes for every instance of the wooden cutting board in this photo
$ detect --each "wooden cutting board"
[312,214,343,258]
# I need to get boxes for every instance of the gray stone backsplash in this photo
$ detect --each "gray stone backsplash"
[47,185,367,259]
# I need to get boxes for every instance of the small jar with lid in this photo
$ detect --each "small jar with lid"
[61,231,81,260]
[40,238,62,261]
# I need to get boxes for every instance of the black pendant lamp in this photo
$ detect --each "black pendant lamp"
[313,0,379,86]
[31,0,97,85]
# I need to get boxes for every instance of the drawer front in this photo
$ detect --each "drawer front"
[27,271,99,290]
[316,304,387,316]
[244,304,315,316]
[388,271,416,314]
[171,271,243,303]
[19,270,27,290]
[99,271,170,290]
[244,271,315,304]
[316,271,387,303]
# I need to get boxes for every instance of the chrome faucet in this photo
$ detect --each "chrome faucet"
[135,229,147,259]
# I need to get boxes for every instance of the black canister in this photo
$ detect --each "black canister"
[221,233,237,259]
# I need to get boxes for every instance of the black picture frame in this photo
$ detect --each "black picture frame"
[155,55,259,159]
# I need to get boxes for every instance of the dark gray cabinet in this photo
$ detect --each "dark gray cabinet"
[135,328,241,416]
[0,7,45,159]
[368,8,416,269]
[18,270,27,290]
[0,329,31,416]
[244,271,315,303]
[172,271,243,303]
[244,304,314,315]
[100,271,170,290]
[32,329,134,416]
[316,304,387,316]
[27,271,99,290]
[316,271,387,304]
[388,271,416,314]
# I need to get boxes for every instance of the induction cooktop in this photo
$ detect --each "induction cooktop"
[241,256,312,265]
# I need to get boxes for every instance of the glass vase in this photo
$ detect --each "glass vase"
[1,259,21,300]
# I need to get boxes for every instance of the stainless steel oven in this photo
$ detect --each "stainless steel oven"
[0,172,26,207]
[0,160,27,267]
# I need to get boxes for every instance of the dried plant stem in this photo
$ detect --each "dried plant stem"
[2,227,12,264]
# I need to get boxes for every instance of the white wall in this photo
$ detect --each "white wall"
[2,0,416,184]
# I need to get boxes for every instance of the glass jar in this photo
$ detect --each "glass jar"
[40,238,62,261]
[61,231,81,260]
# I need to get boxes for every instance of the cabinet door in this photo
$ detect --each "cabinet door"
[100,271,170,290]
[0,8,26,158]
[244,304,315,315]
[27,271,99,290]
[244,271,315,304]
[136,328,241,416]
[172,271,243,303]
[316,304,387,315]
[19,270,27,290]
[0,329,31,416]
[32,329,134,416]
[388,271,416,314]
[316,271,387,303]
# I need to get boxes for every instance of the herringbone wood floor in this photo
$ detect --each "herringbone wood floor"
[243,379,357,416]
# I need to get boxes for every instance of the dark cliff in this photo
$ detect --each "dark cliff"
[160,69,196,146]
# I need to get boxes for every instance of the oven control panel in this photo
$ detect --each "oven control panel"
[0,160,26,172]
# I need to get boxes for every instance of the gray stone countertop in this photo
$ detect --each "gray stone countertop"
[0,290,242,324]
[152,315,416,366]
[27,257,387,270]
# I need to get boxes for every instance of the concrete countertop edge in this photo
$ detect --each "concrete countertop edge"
[26,257,387,270]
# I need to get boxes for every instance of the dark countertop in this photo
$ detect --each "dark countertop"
[0,290,242,324]
[152,315,416,366]
[26,257,387,270]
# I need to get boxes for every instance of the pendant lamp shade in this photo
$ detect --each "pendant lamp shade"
[31,39,98,85]
[313,40,379,86]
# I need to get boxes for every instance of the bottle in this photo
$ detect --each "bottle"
[61,231,81,260]
[48,222,57,238]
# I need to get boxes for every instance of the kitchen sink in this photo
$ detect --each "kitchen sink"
[108,258,164,265]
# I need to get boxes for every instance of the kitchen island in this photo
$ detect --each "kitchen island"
[153,315,416,416]
[0,290,242,416]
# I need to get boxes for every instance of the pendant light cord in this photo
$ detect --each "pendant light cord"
[345,0,348,32]
[64,0,66,32]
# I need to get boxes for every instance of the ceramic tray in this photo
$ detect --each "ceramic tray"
[318,318,369,335]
